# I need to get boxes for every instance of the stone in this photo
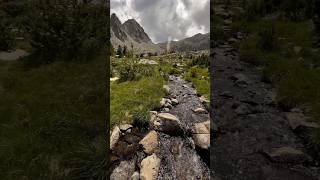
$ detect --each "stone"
[152,113,183,135]
[293,46,302,54]
[110,77,119,82]
[140,154,161,180]
[119,124,133,132]
[163,108,170,112]
[193,121,210,134]
[139,59,158,65]
[171,98,179,105]
[163,85,170,94]
[110,160,135,180]
[285,112,320,130]
[131,171,140,180]
[219,91,233,98]
[231,73,251,86]
[193,108,207,114]
[267,147,310,164]
[193,134,210,149]
[164,102,173,109]
[235,104,252,115]
[183,84,188,88]
[0,49,29,61]
[160,98,166,107]
[166,98,172,104]
[228,38,237,43]
[110,126,121,150]
[139,130,158,154]
[199,96,210,103]
[192,121,210,149]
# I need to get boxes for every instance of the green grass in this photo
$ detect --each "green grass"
[185,66,210,98]
[110,76,164,128]
[0,56,107,179]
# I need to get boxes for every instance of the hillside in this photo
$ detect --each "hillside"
[110,13,161,54]
[158,33,210,53]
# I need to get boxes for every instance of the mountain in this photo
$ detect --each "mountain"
[110,13,210,54]
[158,33,210,53]
[110,13,160,54]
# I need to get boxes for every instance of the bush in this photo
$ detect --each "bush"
[188,54,209,68]
[117,59,155,82]
[0,11,15,50]
[25,0,107,62]
[258,21,277,51]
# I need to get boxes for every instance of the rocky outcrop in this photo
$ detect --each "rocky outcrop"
[110,13,161,54]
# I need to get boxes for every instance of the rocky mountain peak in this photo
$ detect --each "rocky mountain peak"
[122,19,152,43]
[110,13,127,42]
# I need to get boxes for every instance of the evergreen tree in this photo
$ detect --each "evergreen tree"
[116,45,123,57]
[123,45,127,56]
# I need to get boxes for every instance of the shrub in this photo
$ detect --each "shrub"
[188,54,209,68]
[117,59,155,82]
[258,21,277,51]
[25,0,107,62]
[0,11,15,50]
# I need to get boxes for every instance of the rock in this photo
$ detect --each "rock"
[110,160,135,180]
[230,73,251,86]
[228,38,237,43]
[152,113,183,135]
[163,85,170,94]
[0,49,29,61]
[119,124,133,133]
[285,112,320,130]
[124,134,141,144]
[235,104,252,115]
[219,91,233,98]
[266,147,310,164]
[171,98,179,105]
[182,84,188,88]
[164,102,173,109]
[160,98,166,107]
[139,130,158,154]
[166,98,172,104]
[293,46,302,54]
[199,96,210,103]
[139,59,158,65]
[193,121,210,134]
[223,19,232,25]
[140,154,161,180]
[110,77,119,82]
[193,108,207,114]
[163,108,170,112]
[131,171,140,180]
[110,126,121,150]
[192,121,210,149]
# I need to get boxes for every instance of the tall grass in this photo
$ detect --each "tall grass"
[0,56,107,179]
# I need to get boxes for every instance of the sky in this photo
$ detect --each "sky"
[110,0,210,43]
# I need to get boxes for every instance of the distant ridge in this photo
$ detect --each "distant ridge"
[110,13,210,54]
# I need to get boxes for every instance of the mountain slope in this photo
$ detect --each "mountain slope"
[158,33,210,53]
[110,13,160,54]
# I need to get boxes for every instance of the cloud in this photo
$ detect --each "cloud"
[111,0,210,43]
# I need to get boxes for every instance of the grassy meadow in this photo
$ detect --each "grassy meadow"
[110,52,210,128]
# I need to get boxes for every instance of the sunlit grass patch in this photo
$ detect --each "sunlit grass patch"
[110,76,164,127]
[185,66,210,98]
